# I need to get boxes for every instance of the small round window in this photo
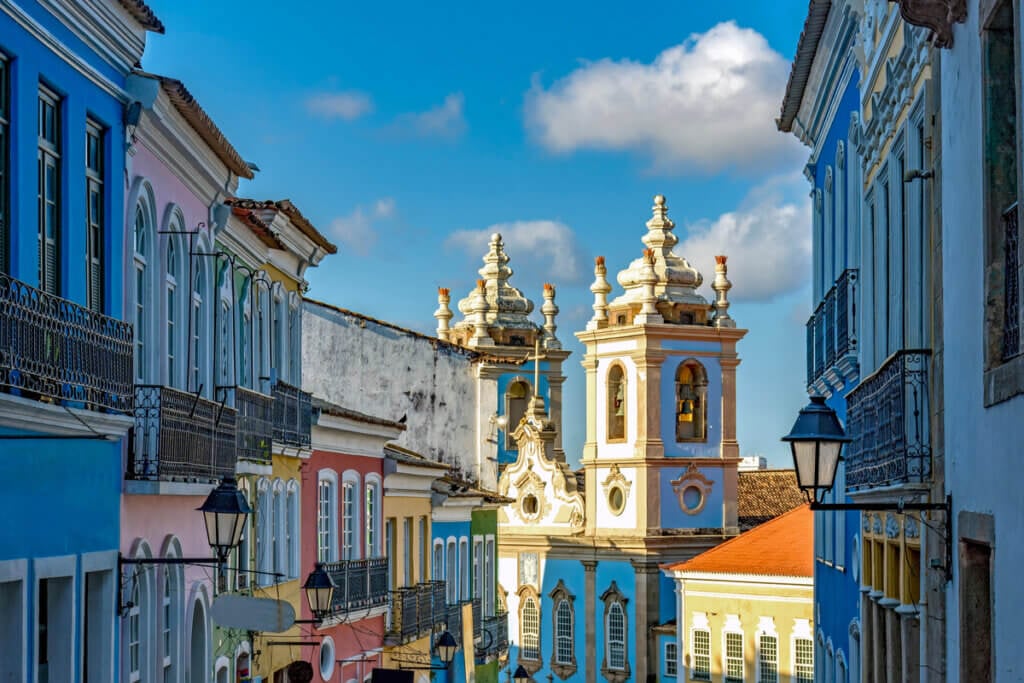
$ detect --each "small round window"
[522,494,539,517]
[608,486,626,515]
[681,485,704,513]
[320,635,336,680]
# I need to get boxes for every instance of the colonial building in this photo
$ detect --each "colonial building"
[496,195,746,683]
[777,0,865,678]
[0,2,161,682]
[662,505,815,683]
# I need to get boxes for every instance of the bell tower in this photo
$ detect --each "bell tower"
[575,195,747,540]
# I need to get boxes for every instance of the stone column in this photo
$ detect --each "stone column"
[718,354,741,460]
[897,607,920,683]
[581,355,599,461]
[583,561,598,683]
[548,373,566,461]
[883,602,901,683]
[631,350,665,460]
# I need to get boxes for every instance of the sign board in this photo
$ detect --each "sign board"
[211,594,296,632]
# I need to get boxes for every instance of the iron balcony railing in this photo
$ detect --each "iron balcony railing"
[1003,202,1020,360]
[471,597,482,641]
[845,349,932,492]
[0,273,133,412]
[272,379,312,448]
[387,581,448,644]
[322,558,389,615]
[128,385,237,482]
[218,386,273,464]
[447,601,466,641]
[805,269,859,387]
[481,610,509,657]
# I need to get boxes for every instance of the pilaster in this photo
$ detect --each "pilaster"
[583,560,598,683]
[630,350,665,460]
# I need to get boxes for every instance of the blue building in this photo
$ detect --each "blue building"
[0,1,163,681]
[778,2,865,679]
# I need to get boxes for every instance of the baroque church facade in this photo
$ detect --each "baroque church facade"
[438,195,748,683]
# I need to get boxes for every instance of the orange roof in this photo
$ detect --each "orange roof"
[664,504,813,578]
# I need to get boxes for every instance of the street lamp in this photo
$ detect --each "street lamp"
[436,630,458,664]
[781,396,851,504]
[513,665,530,683]
[197,475,252,563]
[302,564,335,621]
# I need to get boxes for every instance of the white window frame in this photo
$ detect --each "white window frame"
[286,480,299,578]
[341,471,362,560]
[317,470,339,563]
[217,278,232,388]
[255,478,272,585]
[722,619,744,683]
[606,602,626,670]
[484,536,495,616]
[691,624,711,682]
[755,617,778,683]
[555,599,573,665]
[272,478,285,578]
[446,539,457,603]
[458,537,469,600]
[133,201,152,383]
[472,536,483,600]
[520,596,540,661]
[365,474,382,558]
[664,641,677,677]
[80,552,116,683]
[432,540,444,582]
[792,618,814,683]
[238,284,252,389]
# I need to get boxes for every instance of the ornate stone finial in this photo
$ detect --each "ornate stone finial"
[434,287,453,340]
[634,248,663,324]
[470,279,494,346]
[541,283,561,349]
[588,256,612,330]
[711,255,735,328]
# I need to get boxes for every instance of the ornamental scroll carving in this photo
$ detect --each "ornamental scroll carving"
[890,0,967,48]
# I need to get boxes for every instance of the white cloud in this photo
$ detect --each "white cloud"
[393,93,467,140]
[329,197,397,255]
[306,91,374,120]
[524,21,802,174]
[677,173,811,301]
[445,220,586,285]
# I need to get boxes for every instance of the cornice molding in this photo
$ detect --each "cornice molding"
[0,394,132,437]
[891,0,966,48]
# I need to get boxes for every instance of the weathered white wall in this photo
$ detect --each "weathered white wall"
[942,8,1024,679]
[302,300,497,485]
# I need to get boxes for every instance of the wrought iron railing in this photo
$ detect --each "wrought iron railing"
[387,581,448,644]
[845,349,932,492]
[805,269,859,387]
[482,610,509,656]
[128,385,237,482]
[1004,202,1020,360]
[218,386,273,464]
[447,601,464,641]
[323,558,389,615]
[272,379,312,448]
[0,273,133,412]
[471,597,482,641]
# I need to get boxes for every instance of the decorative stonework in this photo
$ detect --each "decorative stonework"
[872,514,883,535]
[549,580,578,679]
[891,0,967,48]
[513,468,550,523]
[885,513,900,539]
[601,464,632,516]
[904,516,920,539]
[599,582,631,683]
[837,140,846,170]
[670,464,713,516]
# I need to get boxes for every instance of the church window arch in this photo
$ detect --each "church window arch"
[674,359,708,442]
[600,581,630,683]
[606,363,627,442]
[549,580,576,678]
[518,586,541,669]
[505,378,531,449]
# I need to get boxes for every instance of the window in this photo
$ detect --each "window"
[239,309,251,388]
[472,538,483,600]
[794,638,814,683]
[272,484,284,576]
[664,642,677,677]
[483,537,495,616]
[692,629,711,681]
[161,571,172,678]
[505,380,530,449]
[758,634,777,683]
[272,292,284,374]
[446,540,457,602]
[38,85,60,295]
[418,517,427,582]
[218,299,231,386]
[674,360,707,441]
[0,55,9,272]
[521,596,540,660]
[83,569,114,683]
[959,537,994,679]
[85,121,103,312]
[386,518,396,588]
[403,519,413,586]
[166,238,179,384]
[433,541,444,582]
[724,631,743,682]
[607,364,626,440]
[317,473,337,562]
[127,581,141,682]
[459,539,469,600]
[365,481,379,558]
[134,208,149,381]
[190,266,205,393]
[607,603,625,669]
[342,479,357,560]
[319,636,336,681]
[256,483,271,584]
[237,482,251,590]
[286,485,299,577]
[555,600,573,665]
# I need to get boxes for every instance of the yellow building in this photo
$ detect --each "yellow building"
[380,444,450,678]
[662,505,814,683]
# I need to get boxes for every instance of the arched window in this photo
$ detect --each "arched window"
[675,360,707,442]
[127,580,141,682]
[555,600,573,664]
[342,472,361,560]
[607,364,626,441]
[190,265,205,394]
[433,541,444,581]
[505,379,530,449]
[446,540,457,603]
[365,478,381,558]
[607,604,625,669]
[272,481,284,577]
[256,287,268,392]
[161,570,172,677]
[256,480,272,585]
[459,538,469,600]
[317,471,338,562]
[272,287,284,377]
[133,205,149,383]
[235,480,251,591]
[238,288,251,389]
[218,298,231,387]
[286,482,299,578]
[521,596,540,661]
[166,236,179,385]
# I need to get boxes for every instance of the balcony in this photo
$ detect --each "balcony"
[446,601,465,641]
[128,385,237,483]
[0,273,133,413]
[386,581,447,644]
[272,379,312,448]
[845,349,932,492]
[481,610,509,658]
[472,597,482,641]
[218,386,273,465]
[805,269,859,391]
[322,558,389,616]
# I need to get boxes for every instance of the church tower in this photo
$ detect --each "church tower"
[434,232,571,486]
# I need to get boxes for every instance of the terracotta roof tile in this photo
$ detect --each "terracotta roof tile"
[777,0,832,132]
[230,207,285,250]
[226,199,337,255]
[310,396,405,430]
[665,504,813,577]
[737,469,806,531]
[118,0,164,33]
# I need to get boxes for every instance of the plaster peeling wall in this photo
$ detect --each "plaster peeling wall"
[302,302,494,483]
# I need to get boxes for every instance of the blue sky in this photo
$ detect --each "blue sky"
[143,0,815,468]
